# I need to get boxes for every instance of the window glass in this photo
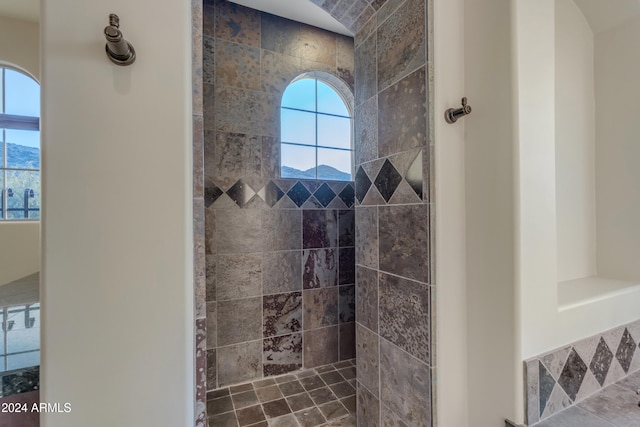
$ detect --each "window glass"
[280,76,352,181]
[0,67,40,220]
[5,69,40,117]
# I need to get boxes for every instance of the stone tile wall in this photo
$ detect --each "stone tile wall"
[525,319,640,425]
[203,0,356,391]
[350,0,434,426]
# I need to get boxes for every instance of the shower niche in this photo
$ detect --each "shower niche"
[554,0,640,309]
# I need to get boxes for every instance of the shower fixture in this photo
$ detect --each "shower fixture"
[445,97,472,124]
[104,14,136,66]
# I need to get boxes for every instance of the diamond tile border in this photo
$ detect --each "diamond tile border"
[525,320,640,425]
[205,177,355,210]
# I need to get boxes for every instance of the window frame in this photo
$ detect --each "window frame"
[0,66,41,221]
[280,72,354,181]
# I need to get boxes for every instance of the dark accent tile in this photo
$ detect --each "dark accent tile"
[318,400,349,421]
[379,204,429,282]
[207,395,234,416]
[261,181,285,207]
[287,392,315,412]
[329,381,355,398]
[320,371,345,386]
[232,390,260,409]
[339,322,356,360]
[356,324,379,397]
[339,184,355,208]
[314,183,337,208]
[373,159,403,202]
[207,387,229,400]
[237,404,266,426]
[256,385,284,403]
[294,406,327,426]
[616,328,636,374]
[303,210,338,249]
[303,288,340,330]
[263,333,303,376]
[205,183,224,208]
[539,361,555,417]
[262,398,292,419]
[339,248,356,286]
[303,249,338,289]
[217,341,263,387]
[263,210,302,251]
[357,383,380,427]
[207,349,217,391]
[338,210,355,247]
[261,13,300,56]
[341,395,356,414]
[377,0,426,90]
[279,380,306,396]
[379,339,431,425]
[379,273,430,362]
[590,338,613,387]
[216,253,262,301]
[230,383,254,394]
[218,298,262,345]
[300,375,326,392]
[288,181,312,207]
[226,179,256,208]
[304,327,340,368]
[339,286,355,323]
[263,292,302,337]
[208,410,239,427]
[406,150,423,199]
[558,348,588,402]
[309,386,338,405]
[355,167,372,204]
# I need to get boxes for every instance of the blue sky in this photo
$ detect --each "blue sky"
[2,68,40,150]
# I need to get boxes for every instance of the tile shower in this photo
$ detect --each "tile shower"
[200,0,434,426]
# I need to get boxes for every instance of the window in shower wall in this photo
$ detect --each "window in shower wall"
[281,76,353,181]
[0,67,40,220]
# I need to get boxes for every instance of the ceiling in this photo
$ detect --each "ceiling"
[573,0,640,33]
[0,0,349,35]
[0,0,39,23]
[228,0,351,36]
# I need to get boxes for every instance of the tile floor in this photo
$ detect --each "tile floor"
[536,369,640,426]
[207,359,357,427]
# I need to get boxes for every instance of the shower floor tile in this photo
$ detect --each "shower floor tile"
[207,359,356,427]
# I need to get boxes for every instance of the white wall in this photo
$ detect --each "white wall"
[40,0,193,426]
[0,15,41,287]
[595,17,640,282]
[555,0,596,282]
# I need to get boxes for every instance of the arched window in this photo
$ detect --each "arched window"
[0,67,40,220]
[280,74,353,181]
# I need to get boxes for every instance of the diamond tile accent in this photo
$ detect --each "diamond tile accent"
[205,184,224,208]
[287,181,312,208]
[260,180,285,208]
[539,361,555,416]
[589,337,613,386]
[226,179,255,208]
[339,184,355,208]
[314,183,337,208]
[616,328,636,374]
[558,348,587,402]
[373,159,402,202]
[355,167,371,203]
[405,150,423,199]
